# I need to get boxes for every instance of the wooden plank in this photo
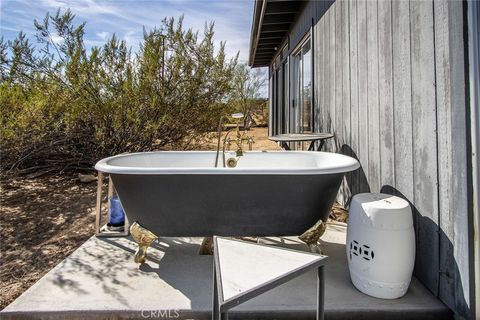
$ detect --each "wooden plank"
[316,14,325,133]
[313,17,318,133]
[410,0,439,295]
[391,0,413,200]
[334,0,344,204]
[357,0,369,191]
[304,2,314,33]
[434,0,471,316]
[95,171,103,235]
[341,0,351,204]
[377,0,395,191]
[328,4,336,152]
[314,8,320,133]
[434,0,455,309]
[341,0,350,152]
[289,2,315,54]
[335,0,343,152]
[349,0,359,197]
[447,0,470,312]
[268,70,274,137]
[323,7,330,150]
[366,0,380,192]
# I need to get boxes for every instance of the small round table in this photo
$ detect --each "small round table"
[269,133,334,151]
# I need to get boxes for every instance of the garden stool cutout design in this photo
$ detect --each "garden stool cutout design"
[346,193,415,299]
[212,236,328,320]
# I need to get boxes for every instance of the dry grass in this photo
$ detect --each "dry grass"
[192,127,282,151]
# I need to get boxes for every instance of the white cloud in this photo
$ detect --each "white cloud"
[0,25,20,32]
[123,30,142,49]
[3,0,255,62]
[84,39,105,47]
[40,0,119,16]
[96,31,109,40]
[51,34,64,44]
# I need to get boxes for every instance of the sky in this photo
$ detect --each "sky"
[0,0,256,63]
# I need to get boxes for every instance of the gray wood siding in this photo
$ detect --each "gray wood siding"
[277,0,471,317]
[377,0,395,195]
[433,1,470,316]
[410,0,439,297]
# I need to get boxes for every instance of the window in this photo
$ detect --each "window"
[271,44,289,135]
[282,59,289,134]
[292,36,313,133]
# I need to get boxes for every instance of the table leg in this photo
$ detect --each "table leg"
[308,141,315,151]
[220,311,228,320]
[213,265,219,320]
[95,171,103,235]
[281,142,291,150]
[317,266,325,320]
[317,140,326,151]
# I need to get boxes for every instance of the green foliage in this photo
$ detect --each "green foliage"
[230,63,266,127]
[1,10,238,174]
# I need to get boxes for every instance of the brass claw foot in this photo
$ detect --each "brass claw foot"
[308,243,324,255]
[199,237,214,255]
[299,219,327,255]
[130,222,158,263]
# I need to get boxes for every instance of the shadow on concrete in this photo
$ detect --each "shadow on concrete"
[2,230,454,320]
[55,237,141,308]
[51,236,211,310]
[137,237,212,311]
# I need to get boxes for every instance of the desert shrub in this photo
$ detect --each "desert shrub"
[0,10,237,175]
[229,63,267,128]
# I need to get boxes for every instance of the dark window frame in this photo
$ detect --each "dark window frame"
[271,41,290,136]
[290,27,314,134]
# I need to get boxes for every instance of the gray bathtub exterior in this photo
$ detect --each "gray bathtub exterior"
[111,173,343,237]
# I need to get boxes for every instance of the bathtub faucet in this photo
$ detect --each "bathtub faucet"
[228,116,255,157]
[214,113,254,167]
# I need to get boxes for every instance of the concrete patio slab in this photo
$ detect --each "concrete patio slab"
[1,223,452,320]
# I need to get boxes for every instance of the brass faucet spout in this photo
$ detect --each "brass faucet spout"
[214,112,254,167]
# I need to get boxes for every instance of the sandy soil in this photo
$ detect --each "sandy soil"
[0,127,281,309]
[0,176,100,309]
[194,126,282,151]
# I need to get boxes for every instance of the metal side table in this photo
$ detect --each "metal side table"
[212,236,328,320]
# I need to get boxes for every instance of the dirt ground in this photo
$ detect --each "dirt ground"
[0,127,281,309]
[192,126,282,151]
[0,176,99,309]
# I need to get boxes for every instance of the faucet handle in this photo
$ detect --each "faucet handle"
[224,138,231,151]
[247,136,255,151]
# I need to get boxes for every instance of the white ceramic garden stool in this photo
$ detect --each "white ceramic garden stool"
[346,193,415,299]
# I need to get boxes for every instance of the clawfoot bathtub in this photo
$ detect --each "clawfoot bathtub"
[95,151,359,261]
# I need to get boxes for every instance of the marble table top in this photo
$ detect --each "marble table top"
[214,237,327,302]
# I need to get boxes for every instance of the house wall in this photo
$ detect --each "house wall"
[269,0,472,317]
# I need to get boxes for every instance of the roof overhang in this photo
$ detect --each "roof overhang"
[248,0,304,67]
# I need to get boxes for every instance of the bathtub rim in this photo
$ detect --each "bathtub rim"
[95,150,360,175]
